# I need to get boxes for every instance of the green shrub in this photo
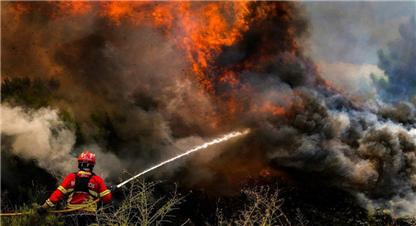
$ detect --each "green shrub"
[1,203,64,226]
[59,109,86,146]
[1,186,63,226]
[1,77,59,108]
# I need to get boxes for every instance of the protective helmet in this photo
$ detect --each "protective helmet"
[78,151,96,166]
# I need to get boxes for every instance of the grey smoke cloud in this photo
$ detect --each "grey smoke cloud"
[375,17,416,102]
[259,93,416,216]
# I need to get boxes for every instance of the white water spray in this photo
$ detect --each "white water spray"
[116,129,250,188]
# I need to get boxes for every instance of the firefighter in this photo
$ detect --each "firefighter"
[37,151,112,226]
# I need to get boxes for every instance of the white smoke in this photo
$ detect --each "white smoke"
[1,104,123,181]
[317,61,387,100]
[1,104,76,176]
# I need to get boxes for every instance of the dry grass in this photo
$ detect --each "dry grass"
[215,186,293,226]
[96,174,184,226]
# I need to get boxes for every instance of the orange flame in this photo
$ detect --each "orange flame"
[6,2,289,90]
[6,1,306,126]
[49,1,92,18]
[8,3,29,21]
[263,104,289,117]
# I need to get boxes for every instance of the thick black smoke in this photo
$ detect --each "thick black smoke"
[181,2,416,216]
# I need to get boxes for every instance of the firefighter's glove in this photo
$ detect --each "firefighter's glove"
[37,203,49,215]
[109,186,118,193]
[37,207,47,215]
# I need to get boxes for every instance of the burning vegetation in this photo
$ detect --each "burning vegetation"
[1,1,416,225]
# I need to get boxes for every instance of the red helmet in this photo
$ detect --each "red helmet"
[78,151,96,165]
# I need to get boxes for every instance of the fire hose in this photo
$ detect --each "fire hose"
[1,198,101,217]
[115,129,250,189]
[1,129,249,217]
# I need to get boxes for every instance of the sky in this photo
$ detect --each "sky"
[304,1,415,65]
[303,1,415,99]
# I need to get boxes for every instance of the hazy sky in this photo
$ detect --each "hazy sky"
[302,1,415,98]
[303,1,415,65]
